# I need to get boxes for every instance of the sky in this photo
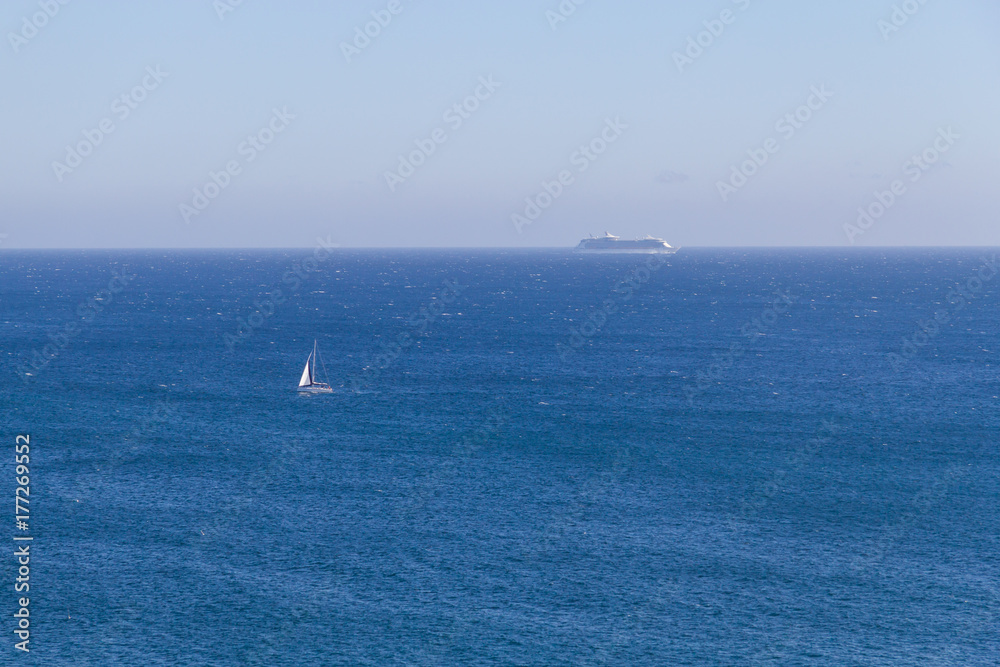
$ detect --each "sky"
[1,0,998,248]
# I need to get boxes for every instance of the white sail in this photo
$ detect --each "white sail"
[297,340,332,393]
[298,354,313,387]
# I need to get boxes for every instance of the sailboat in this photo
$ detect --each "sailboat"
[297,340,333,394]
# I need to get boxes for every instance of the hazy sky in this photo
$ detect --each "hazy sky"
[2,0,998,248]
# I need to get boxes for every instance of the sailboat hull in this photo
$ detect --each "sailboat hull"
[297,384,333,394]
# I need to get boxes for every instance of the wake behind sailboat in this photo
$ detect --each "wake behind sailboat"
[297,340,333,394]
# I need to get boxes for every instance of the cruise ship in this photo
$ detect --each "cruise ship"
[574,233,678,254]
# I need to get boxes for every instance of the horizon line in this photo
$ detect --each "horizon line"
[1,245,999,251]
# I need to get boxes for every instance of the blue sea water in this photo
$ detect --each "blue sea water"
[2,248,999,665]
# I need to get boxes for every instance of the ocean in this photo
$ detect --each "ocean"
[2,248,998,665]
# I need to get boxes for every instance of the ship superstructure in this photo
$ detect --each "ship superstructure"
[575,233,678,254]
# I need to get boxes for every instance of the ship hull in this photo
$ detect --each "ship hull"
[575,246,678,254]
[574,234,678,254]
[298,384,333,394]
